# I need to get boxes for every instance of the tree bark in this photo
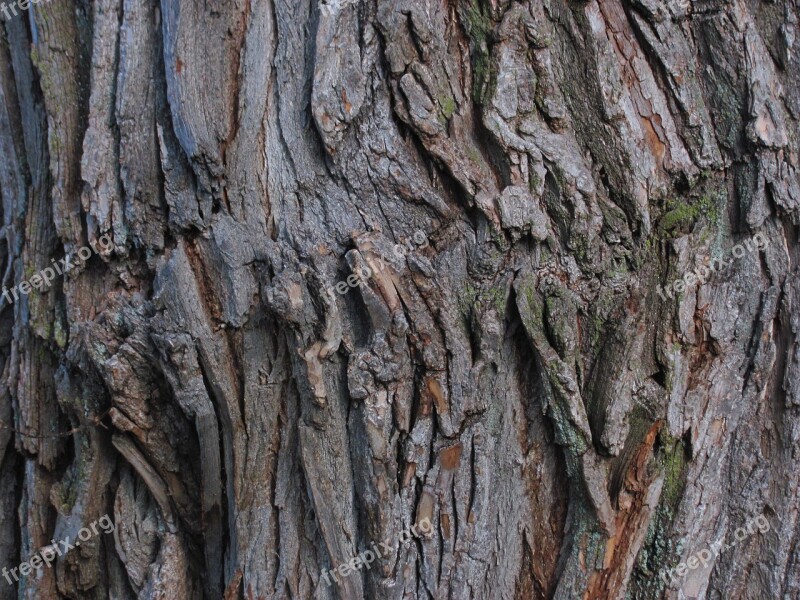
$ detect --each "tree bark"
[0,0,798,598]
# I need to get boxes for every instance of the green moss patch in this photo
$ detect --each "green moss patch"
[460,0,495,104]
[628,429,690,598]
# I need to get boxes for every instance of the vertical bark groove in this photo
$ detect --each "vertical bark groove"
[0,0,798,598]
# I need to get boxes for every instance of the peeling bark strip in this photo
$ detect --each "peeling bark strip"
[0,0,798,598]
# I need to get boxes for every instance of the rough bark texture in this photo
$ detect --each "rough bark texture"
[0,0,798,598]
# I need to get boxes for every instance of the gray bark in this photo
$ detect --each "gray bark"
[0,0,798,598]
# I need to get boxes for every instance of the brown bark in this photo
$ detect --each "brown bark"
[0,0,798,598]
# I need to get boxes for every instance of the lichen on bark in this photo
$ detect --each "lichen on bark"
[0,0,798,598]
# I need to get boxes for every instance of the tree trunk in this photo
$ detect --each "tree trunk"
[0,0,798,598]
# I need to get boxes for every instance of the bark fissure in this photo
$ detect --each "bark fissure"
[0,0,798,598]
